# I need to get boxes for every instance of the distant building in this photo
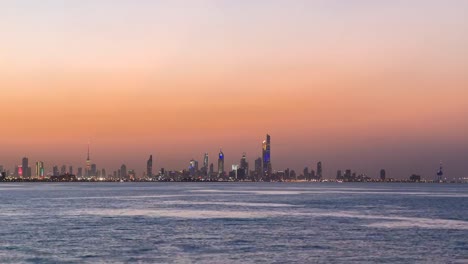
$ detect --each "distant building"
[380,169,386,181]
[147,155,153,178]
[53,166,59,177]
[218,149,225,178]
[69,166,73,175]
[90,164,97,176]
[317,162,323,180]
[239,153,249,178]
[22,157,29,178]
[254,157,262,181]
[410,174,421,182]
[203,153,209,176]
[120,164,127,179]
[262,134,272,179]
[304,167,309,181]
[61,165,67,175]
[77,167,83,178]
[35,161,44,178]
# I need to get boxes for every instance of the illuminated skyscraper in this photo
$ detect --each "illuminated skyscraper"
[218,149,225,177]
[147,155,153,178]
[189,159,197,176]
[77,167,83,178]
[262,134,272,179]
[69,166,73,175]
[35,161,44,178]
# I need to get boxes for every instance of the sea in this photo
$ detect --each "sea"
[0,183,466,263]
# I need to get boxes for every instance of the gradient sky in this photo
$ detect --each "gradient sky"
[1,0,467,179]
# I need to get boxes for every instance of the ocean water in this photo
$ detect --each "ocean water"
[0,183,467,263]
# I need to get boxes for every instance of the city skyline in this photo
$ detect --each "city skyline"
[1,1,467,179]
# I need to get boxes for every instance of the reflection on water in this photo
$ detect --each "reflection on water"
[0,183,466,263]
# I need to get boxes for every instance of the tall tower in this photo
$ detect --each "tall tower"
[240,153,249,177]
[35,161,44,178]
[317,162,323,180]
[203,153,209,176]
[147,155,153,178]
[218,149,225,178]
[436,162,444,182]
[262,134,271,179]
[22,157,29,178]
[85,142,91,178]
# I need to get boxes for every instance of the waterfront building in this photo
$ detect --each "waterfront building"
[218,149,225,178]
[262,134,272,179]
[147,155,153,178]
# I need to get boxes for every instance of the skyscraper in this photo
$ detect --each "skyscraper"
[147,155,153,178]
[254,157,262,181]
[53,166,59,177]
[69,166,73,175]
[262,134,272,179]
[120,164,127,179]
[218,149,225,178]
[317,162,323,180]
[61,165,67,175]
[304,167,309,181]
[22,157,29,178]
[77,167,83,178]
[90,164,97,176]
[380,169,386,182]
[35,161,44,178]
[85,142,91,177]
[240,153,249,178]
[203,153,209,176]
[189,159,197,176]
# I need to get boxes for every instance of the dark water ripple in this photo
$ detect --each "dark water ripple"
[0,183,467,263]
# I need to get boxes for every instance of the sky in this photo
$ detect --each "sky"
[1,0,467,179]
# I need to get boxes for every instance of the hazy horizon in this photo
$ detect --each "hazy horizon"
[1,1,467,179]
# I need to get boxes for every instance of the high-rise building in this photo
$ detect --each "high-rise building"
[203,153,209,176]
[336,170,343,180]
[304,167,309,181]
[209,163,214,175]
[240,153,249,177]
[69,166,73,175]
[380,169,386,181]
[85,142,91,177]
[147,155,153,178]
[77,167,83,178]
[90,164,97,176]
[218,149,225,177]
[101,168,106,179]
[35,161,44,178]
[189,159,197,176]
[22,157,29,178]
[120,164,127,179]
[262,134,272,179]
[317,162,323,180]
[61,165,67,175]
[53,166,59,177]
[254,157,262,180]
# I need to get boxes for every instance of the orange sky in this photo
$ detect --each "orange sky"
[0,1,467,178]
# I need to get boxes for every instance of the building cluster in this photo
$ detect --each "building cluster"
[0,135,466,183]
